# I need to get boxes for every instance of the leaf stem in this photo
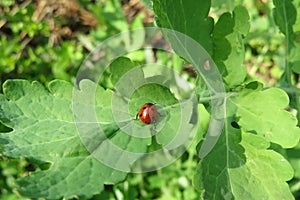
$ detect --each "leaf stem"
[282,0,292,86]
[198,92,237,103]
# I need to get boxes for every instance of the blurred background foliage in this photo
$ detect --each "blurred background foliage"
[0,0,299,199]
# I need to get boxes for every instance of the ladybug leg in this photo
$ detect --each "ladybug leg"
[153,119,156,130]
[151,122,157,136]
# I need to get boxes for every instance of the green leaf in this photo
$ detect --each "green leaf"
[194,117,245,199]
[273,0,296,37]
[17,157,125,199]
[129,83,196,153]
[99,57,144,90]
[273,0,298,86]
[152,0,214,55]
[213,6,250,88]
[283,86,300,123]
[233,6,250,37]
[153,1,249,89]
[235,87,300,148]
[0,79,148,199]
[0,80,118,198]
[292,60,300,74]
[212,12,234,77]
[286,143,300,179]
[195,116,294,199]
[293,0,300,32]
[130,84,177,108]
[0,76,196,198]
[110,57,141,87]
[234,132,294,199]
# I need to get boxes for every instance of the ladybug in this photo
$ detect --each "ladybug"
[136,103,158,125]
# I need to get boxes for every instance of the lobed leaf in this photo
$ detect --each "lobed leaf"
[17,156,126,199]
[153,0,249,89]
[292,0,300,32]
[195,109,295,199]
[273,0,300,87]
[0,80,128,199]
[213,5,249,88]
[235,87,300,148]
[152,0,214,55]
[0,74,195,198]
[273,0,300,124]
[273,0,296,38]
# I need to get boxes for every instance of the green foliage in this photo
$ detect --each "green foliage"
[195,121,294,199]
[236,87,300,148]
[213,5,249,88]
[0,36,21,73]
[0,0,132,84]
[153,0,214,55]
[0,157,28,200]
[0,80,125,199]
[1,0,300,199]
[0,57,195,198]
[0,0,84,83]
[273,0,298,85]
[272,0,300,124]
[153,0,249,89]
[153,0,300,199]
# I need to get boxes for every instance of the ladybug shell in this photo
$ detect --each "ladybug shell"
[136,103,158,124]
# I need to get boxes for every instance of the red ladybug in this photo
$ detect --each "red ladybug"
[136,103,158,125]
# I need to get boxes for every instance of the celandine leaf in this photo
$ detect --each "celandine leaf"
[194,117,245,199]
[213,5,250,89]
[235,87,300,148]
[194,106,295,199]
[0,77,191,198]
[273,0,296,38]
[152,0,214,55]
[0,79,148,199]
